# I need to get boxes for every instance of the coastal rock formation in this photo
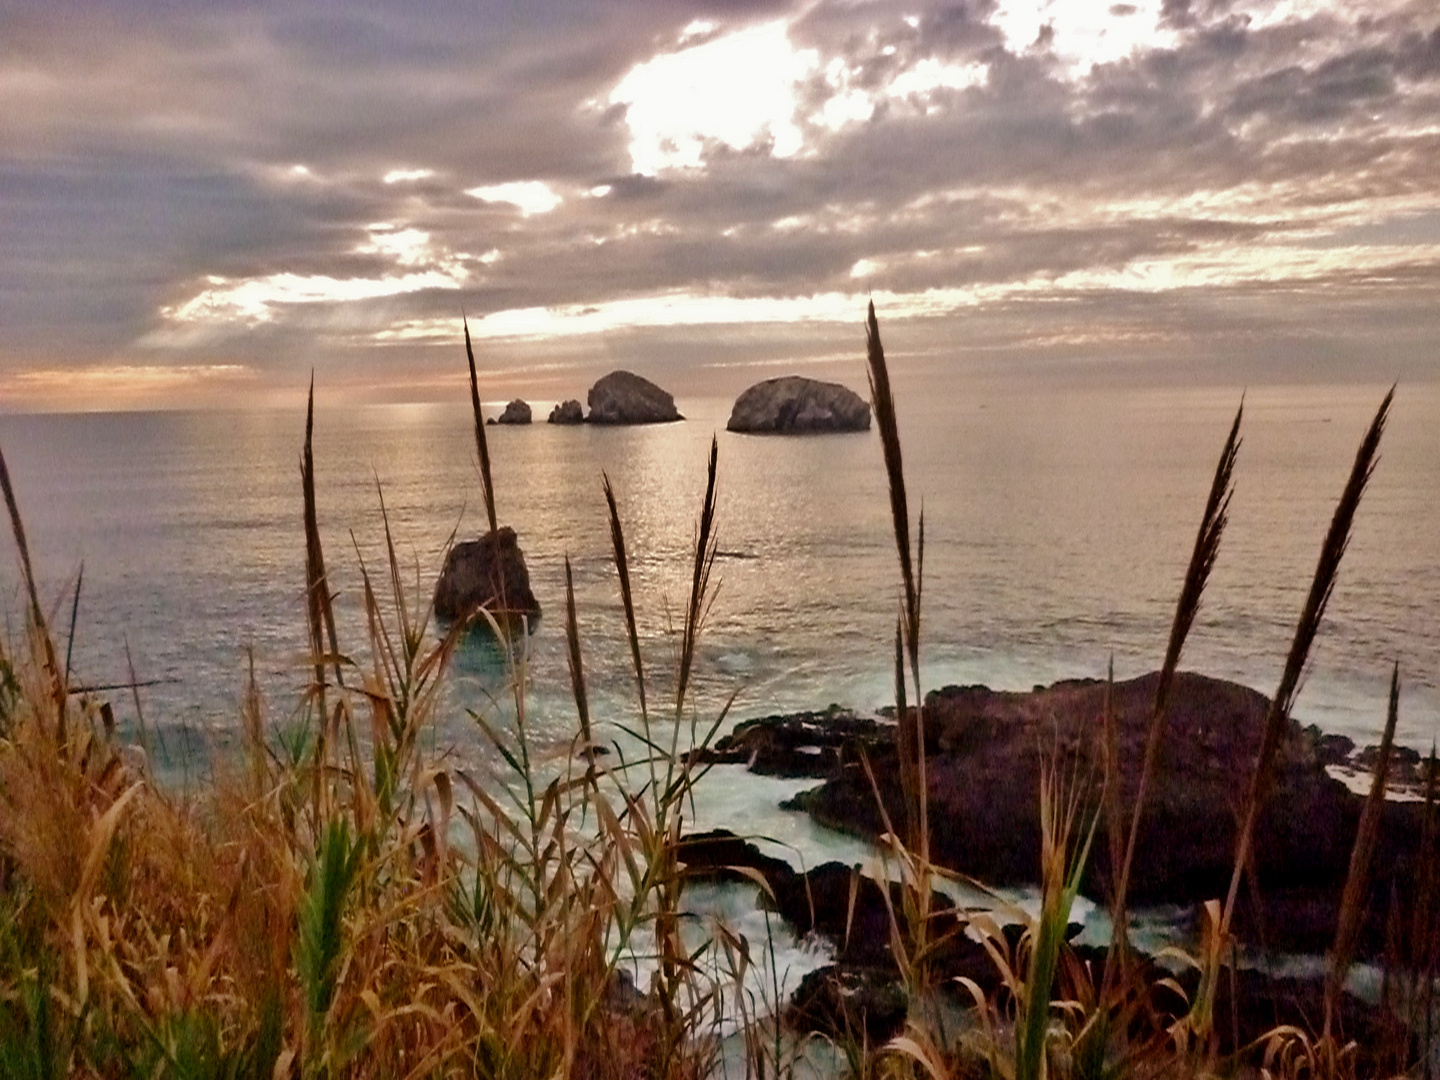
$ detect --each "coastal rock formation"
[586,370,682,424]
[687,704,885,778]
[547,399,584,425]
[677,825,1411,1065]
[432,526,541,628]
[730,672,1430,957]
[726,376,871,434]
[488,399,531,425]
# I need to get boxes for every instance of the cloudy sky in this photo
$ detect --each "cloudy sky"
[1,0,1437,410]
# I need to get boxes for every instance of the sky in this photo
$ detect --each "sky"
[1,0,1437,410]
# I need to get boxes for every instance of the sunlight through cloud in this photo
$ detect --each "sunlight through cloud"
[466,181,563,216]
[383,168,435,184]
[161,224,469,326]
[990,0,1177,74]
[610,20,818,174]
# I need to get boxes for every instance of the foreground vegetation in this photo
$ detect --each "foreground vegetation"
[0,308,1435,1078]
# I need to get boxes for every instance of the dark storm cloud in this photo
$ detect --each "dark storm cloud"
[0,0,1437,406]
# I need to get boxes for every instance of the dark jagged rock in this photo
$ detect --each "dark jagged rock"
[673,828,795,886]
[489,399,531,425]
[586,370,682,424]
[432,526,541,628]
[787,965,908,1042]
[686,705,886,778]
[738,672,1431,957]
[675,829,963,971]
[547,399,584,425]
[1181,965,1417,1072]
[726,376,871,434]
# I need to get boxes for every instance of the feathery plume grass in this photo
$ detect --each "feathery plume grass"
[603,472,648,726]
[1221,386,1392,938]
[1108,401,1241,982]
[564,555,592,750]
[864,301,929,869]
[0,441,66,738]
[1325,664,1401,1038]
[465,317,499,535]
[676,436,720,726]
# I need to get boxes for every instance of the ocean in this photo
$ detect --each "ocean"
[4,367,1437,1007]
[4,372,1436,763]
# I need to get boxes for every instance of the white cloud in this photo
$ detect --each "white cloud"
[161,224,469,326]
[990,0,1178,75]
[356,224,435,266]
[383,167,435,184]
[610,20,819,174]
[887,58,988,99]
[465,180,563,216]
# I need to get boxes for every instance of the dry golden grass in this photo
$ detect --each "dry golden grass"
[0,315,1432,1080]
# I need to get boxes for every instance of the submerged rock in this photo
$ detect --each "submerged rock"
[726,376,871,434]
[432,526,541,629]
[488,399,532,425]
[586,370,682,425]
[547,399,584,425]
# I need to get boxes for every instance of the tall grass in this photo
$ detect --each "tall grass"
[0,314,1429,1080]
[0,349,742,1078]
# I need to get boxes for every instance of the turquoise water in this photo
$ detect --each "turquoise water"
[4,372,1437,764]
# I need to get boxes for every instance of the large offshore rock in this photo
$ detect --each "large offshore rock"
[432,527,541,628]
[547,399,584,425]
[586,370,682,424]
[489,399,532,425]
[726,376,871,434]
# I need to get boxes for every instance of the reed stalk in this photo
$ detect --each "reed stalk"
[1220,387,1391,941]
[603,473,648,727]
[301,376,346,819]
[464,317,499,536]
[1325,664,1401,1037]
[1107,402,1240,989]
[0,442,66,739]
[863,303,934,1005]
[564,555,592,750]
[1413,744,1438,1080]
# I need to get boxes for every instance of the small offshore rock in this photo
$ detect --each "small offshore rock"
[432,526,541,628]
[488,399,531,425]
[548,399,584,424]
[727,376,871,434]
[586,370,682,424]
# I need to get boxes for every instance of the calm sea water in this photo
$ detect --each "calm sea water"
[4,372,1437,762]
[4,368,1437,999]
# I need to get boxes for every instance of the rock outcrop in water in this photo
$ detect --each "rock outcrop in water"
[432,526,541,628]
[547,399,584,425]
[488,399,531,425]
[726,376,871,434]
[586,371,682,425]
[717,672,1431,959]
[676,823,1411,1061]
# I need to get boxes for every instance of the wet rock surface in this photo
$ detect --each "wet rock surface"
[432,526,541,627]
[722,672,1433,958]
[726,376,871,434]
[686,704,887,778]
[586,370,682,424]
